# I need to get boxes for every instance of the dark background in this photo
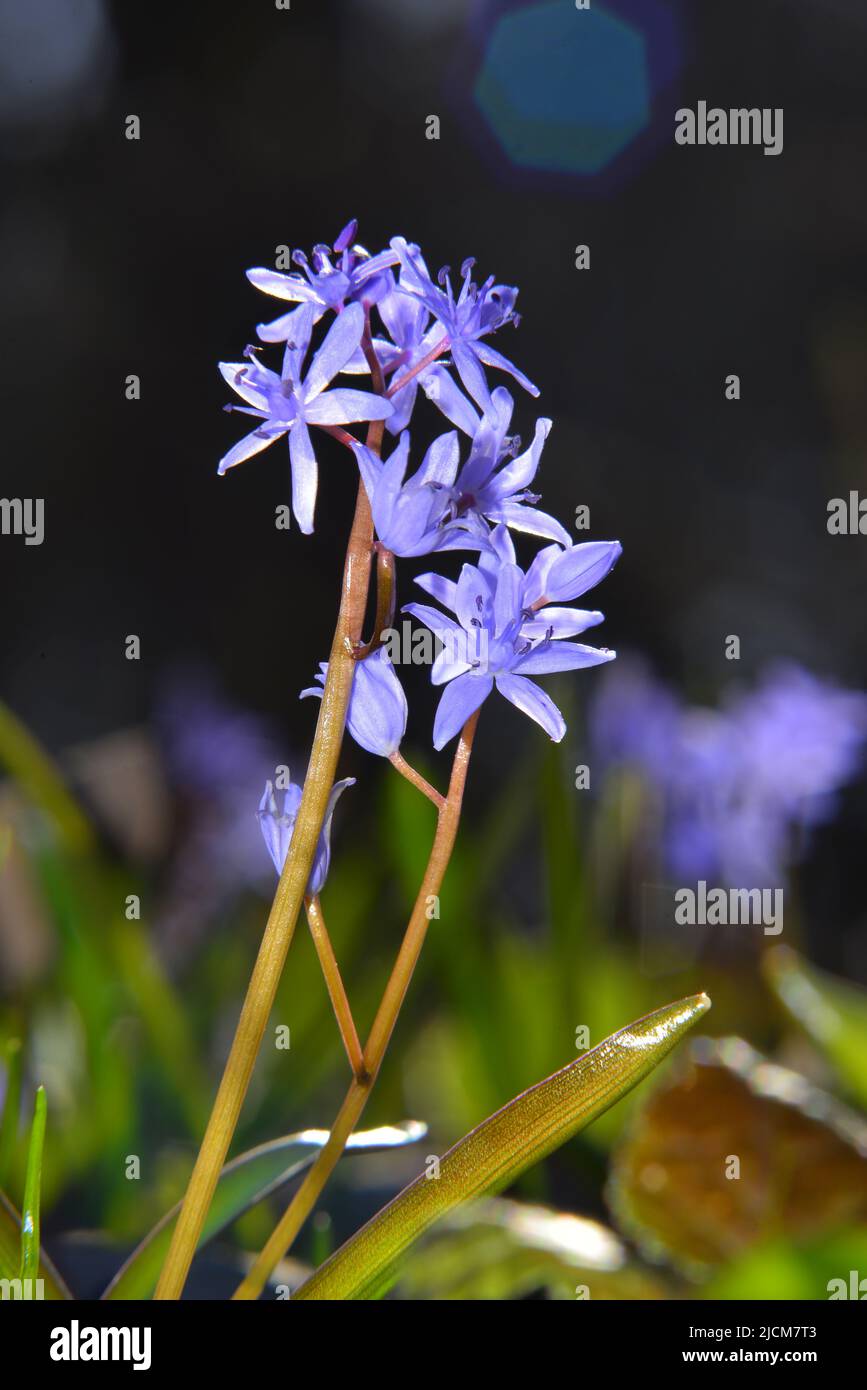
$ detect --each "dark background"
[1,0,866,970]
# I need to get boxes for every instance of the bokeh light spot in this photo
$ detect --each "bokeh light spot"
[474,1,650,175]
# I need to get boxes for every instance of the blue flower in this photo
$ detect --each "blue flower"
[405,547,617,749]
[353,430,484,559]
[247,220,400,340]
[258,776,354,894]
[415,525,620,642]
[301,648,407,757]
[219,301,393,533]
[443,389,570,545]
[515,533,624,608]
[391,237,539,412]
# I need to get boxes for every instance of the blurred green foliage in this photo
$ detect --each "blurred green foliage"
[1,701,866,1299]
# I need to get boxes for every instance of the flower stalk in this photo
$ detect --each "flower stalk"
[154,478,376,1300]
[232,709,480,1300]
[304,894,365,1080]
[170,220,623,1303]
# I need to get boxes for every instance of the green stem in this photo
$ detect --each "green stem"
[154,478,376,1300]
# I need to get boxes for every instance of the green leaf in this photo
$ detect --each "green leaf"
[19,1086,46,1282]
[295,993,711,1300]
[0,1189,71,1300]
[764,945,867,1109]
[103,1120,425,1300]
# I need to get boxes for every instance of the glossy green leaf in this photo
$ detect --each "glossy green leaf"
[764,945,867,1109]
[0,1189,71,1300]
[295,993,711,1300]
[103,1120,425,1300]
[19,1086,46,1282]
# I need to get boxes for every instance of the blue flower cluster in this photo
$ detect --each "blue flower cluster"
[221,222,620,753]
[590,658,867,887]
[220,223,621,880]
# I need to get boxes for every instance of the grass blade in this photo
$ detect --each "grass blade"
[19,1086,47,1282]
[0,1190,71,1299]
[295,993,711,1300]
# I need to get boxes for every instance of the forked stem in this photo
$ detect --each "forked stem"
[304,894,365,1081]
[388,750,445,809]
[353,544,396,661]
[233,710,480,1300]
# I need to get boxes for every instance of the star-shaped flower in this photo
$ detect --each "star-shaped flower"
[353,430,484,558]
[391,237,539,412]
[219,301,393,533]
[405,546,618,749]
[443,388,570,545]
[247,219,400,342]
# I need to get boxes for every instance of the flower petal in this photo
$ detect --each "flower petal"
[433,672,493,750]
[512,641,616,676]
[218,425,284,475]
[415,572,458,610]
[309,777,355,894]
[403,602,463,646]
[474,340,540,397]
[303,301,365,399]
[522,543,561,605]
[415,431,460,488]
[281,304,316,383]
[353,441,384,505]
[346,650,407,756]
[219,361,271,410]
[494,563,524,638]
[247,267,322,304]
[521,607,604,639]
[487,501,572,546]
[305,388,393,425]
[421,365,481,436]
[455,562,489,632]
[289,418,318,534]
[452,340,493,410]
[495,673,566,741]
[486,418,551,498]
[258,308,325,343]
[545,540,623,602]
